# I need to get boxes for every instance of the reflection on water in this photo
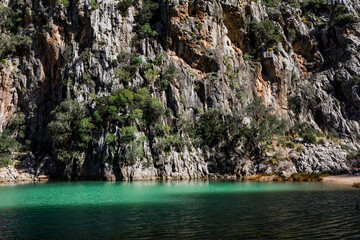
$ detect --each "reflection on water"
[0,181,359,239]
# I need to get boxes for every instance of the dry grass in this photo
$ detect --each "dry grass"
[289,172,324,182]
[244,175,264,181]
[244,174,274,181]
[272,176,285,182]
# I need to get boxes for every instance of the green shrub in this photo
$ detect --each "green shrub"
[286,28,296,41]
[0,7,20,30]
[117,51,131,63]
[153,54,164,66]
[303,0,325,13]
[303,133,316,144]
[145,69,159,82]
[91,0,98,9]
[120,126,137,143]
[194,109,228,147]
[242,96,288,156]
[327,128,339,140]
[0,34,32,58]
[158,64,178,90]
[78,117,95,147]
[248,19,282,47]
[154,124,170,136]
[114,69,132,83]
[0,130,21,167]
[141,23,157,37]
[82,73,92,83]
[80,48,91,66]
[291,122,318,138]
[284,0,300,8]
[63,45,73,64]
[288,95,301,114]
[129,109,143,120]
[0,6,32,58]
[291,122,317,144]
[127,140,145,164]
[135,0,158,26]
[118,0,133,17]
[133,57,143,66]
[56,149,83,164]
[346,151,359,161]
[261,0,280,8]
[245,96,270,121]
[10,112,26,139]
[333,14,358,26]
[353,75,360,84]
[94,87,163,128]
[133,88,151,108]
[48,100,88,149]
[58,0,70,7]
[243,53,254,61]
[143,98,164,124]
[301,83,317,109]
[106,134,116,145]
[160,135,184,152]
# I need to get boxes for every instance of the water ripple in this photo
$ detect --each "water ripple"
[0,181,359,239]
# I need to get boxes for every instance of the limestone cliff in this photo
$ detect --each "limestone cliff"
[1,0,360,181]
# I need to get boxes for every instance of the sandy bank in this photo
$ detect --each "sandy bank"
[323,175,360,186]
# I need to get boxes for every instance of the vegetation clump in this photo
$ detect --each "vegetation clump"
[289,172,324,181]
[0,6,32,58]
[118,0,133,17]
[333,14,357,26]
[291,122,318,144]
[0,130,21,168]
[192,96,287,158]
[247,19,283,47]
[303,0,326,13]
[157,64,178,91]
[134,0,158,38]
[284,0,300,8]
[288,95,301,114]
[47,100,93,165]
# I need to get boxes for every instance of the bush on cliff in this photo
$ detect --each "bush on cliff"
[194,108,228,147]
[291,122,318,144]
[0,130,21,168]
[303,0,325,13]
[248,19,282,47]
[242,97,288,157]
[192,96,287,158]
[0,6,32,58]
[48,100,92,149]
[136,0,158,26]
[118,0,132,17]
[157,64,179,91]
[333,14,358,26]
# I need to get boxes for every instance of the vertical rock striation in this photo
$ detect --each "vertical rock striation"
[0,0,360,181]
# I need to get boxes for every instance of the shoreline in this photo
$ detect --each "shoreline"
[322,175,360,186]
[2,174,360,187]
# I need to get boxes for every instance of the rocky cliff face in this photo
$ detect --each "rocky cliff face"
[1,0,360,181]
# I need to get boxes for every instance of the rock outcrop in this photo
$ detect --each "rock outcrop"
[1,0,360,182]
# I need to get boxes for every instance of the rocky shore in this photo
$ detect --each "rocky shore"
[0,140,357,183]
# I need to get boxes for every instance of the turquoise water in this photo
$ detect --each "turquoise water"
[0,181,360,239]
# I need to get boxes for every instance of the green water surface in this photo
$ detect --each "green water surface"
[0,181,359,239]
